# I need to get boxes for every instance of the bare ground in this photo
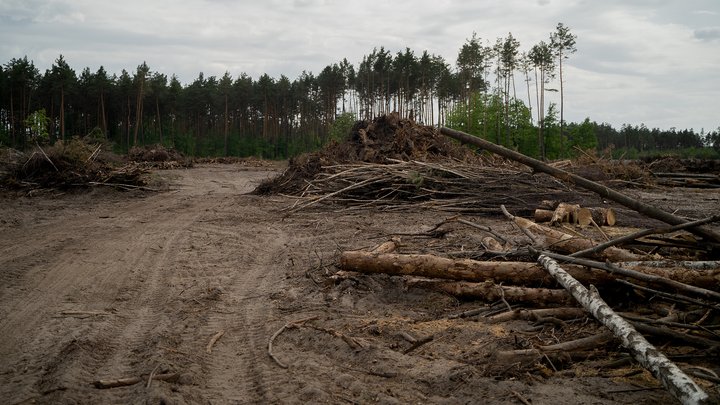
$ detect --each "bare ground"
[1,164,718,404]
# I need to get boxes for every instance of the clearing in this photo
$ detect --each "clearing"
[0,163,718,404]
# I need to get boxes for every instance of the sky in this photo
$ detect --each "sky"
[2,0,719,132]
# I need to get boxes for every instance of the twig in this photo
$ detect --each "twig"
[511,390,532,405]
[86,181,159,191]
[536,250,720,302]
[92,373,178,389]
[146,364,160,388]
[35,142,59,172]
[267,316,319,369]
[501,205,540,245]
[206,330,225,354]
[403,334,434,354]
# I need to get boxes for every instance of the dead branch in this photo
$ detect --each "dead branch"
[497,331,614,363]
[537,254,710,405]
[206,330,225,354]
[92,373,179,389]
[408,279,574,306]
[440,126,720,244]
[486,307,587,323]
[537,250,720,301]
[570,215,720,259]
[267,316,319,369]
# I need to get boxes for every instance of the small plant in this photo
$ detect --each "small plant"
[24,109,50,144]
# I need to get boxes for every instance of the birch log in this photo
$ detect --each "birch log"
[537,254,710,405]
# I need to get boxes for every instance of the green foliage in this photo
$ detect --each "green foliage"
[24,109,50,143]
[446,92,538,156]
[328,112,357,142]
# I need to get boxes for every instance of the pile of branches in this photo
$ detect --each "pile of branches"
[1,138,150,190]
[128,144,192,169]
[255,113,483,197]
[282,160,602,216]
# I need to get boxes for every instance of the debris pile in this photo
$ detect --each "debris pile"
[1,138,150,190]
[128,144,192,169]
[278,123,720,403]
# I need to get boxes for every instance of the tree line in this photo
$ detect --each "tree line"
[1,23,718,159]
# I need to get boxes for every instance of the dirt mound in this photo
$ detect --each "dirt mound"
[1,139,148,190]
[255,113,477,195]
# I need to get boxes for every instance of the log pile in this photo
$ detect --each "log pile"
[314,124,720,403]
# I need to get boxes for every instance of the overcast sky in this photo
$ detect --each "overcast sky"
[2,0,719,132]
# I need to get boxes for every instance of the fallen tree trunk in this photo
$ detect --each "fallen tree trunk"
[339,251,609,286]
[537,254,710,405]
[407,279,574,305]
[339,251,720,289]
[440,127,720,244]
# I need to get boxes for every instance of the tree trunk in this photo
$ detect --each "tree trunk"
[409,279,574,305]
[538,255,710,405]
[60,86,65,141]
[156,96,162,144]
[439,127,720,244]
[339,251,720,289]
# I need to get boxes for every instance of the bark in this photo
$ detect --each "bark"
[440,127,720,244]
[339,251,609,286]
[551,203,580,225]
[339,251,720,289]
[538,254,710,405]
[487,307,587,323]
[408,279,573,305]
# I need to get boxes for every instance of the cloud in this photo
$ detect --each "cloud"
[694,27,720,41]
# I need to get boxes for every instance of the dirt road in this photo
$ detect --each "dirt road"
[1,165,308,403]
[1,164,701,404]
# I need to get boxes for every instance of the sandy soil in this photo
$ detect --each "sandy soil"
[1,164,717,404]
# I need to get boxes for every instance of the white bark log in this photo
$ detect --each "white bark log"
[537,254,709,405]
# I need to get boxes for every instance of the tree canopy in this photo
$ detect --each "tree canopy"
[0,23,716,159]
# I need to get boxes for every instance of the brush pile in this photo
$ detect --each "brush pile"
[1,138,149,190]
[257,113,610,216]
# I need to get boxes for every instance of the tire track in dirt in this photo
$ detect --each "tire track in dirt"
[0,166,285,404]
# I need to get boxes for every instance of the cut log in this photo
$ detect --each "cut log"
[407,279,573,305]
[551,203,581,225]
[577,207,616,227]
[339,251,720,289]
[537,254,710,405]
[339,251,610,286]
[440,126,720,244]
[506,207,643,262]
[534,209,555,223]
